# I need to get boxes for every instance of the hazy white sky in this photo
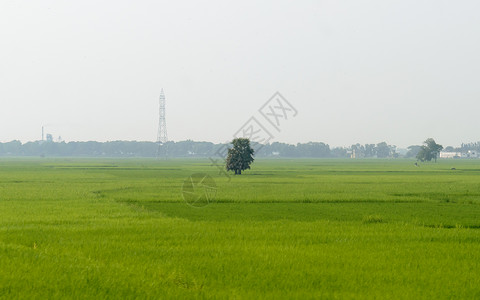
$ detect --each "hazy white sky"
[1,0,479,148]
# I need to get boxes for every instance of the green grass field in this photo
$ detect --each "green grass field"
[0,158,479,299]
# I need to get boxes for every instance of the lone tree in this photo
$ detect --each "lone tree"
[226,138,254,175]
[416,138,443,162]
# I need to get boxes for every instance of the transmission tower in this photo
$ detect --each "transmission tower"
[156,89,168,158]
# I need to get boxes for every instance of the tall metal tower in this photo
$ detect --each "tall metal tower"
[156,89,168,158]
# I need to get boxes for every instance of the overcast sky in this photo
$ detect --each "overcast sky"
[1,0,479,148]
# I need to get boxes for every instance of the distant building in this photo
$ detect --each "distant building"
[347,150,354,158]
[439,152,461,158]
[467,150,479,158]
[440,151,479,159]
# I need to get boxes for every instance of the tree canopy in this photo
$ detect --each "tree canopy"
[225,138,254,175]
[416,138,443,162]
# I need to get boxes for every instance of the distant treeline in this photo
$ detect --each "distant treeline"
[0,140,475,158]
[456,142,480,152]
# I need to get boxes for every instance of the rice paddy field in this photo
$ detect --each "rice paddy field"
[0,158,479,299]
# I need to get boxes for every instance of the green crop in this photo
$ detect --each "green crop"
[0,158,479,299]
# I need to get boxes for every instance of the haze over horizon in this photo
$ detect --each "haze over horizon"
[1,1,479,148]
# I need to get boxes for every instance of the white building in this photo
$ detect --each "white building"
[440,151,479,159]
[439,152,462,159]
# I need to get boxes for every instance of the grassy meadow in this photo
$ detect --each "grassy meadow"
[0,158,479,299]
